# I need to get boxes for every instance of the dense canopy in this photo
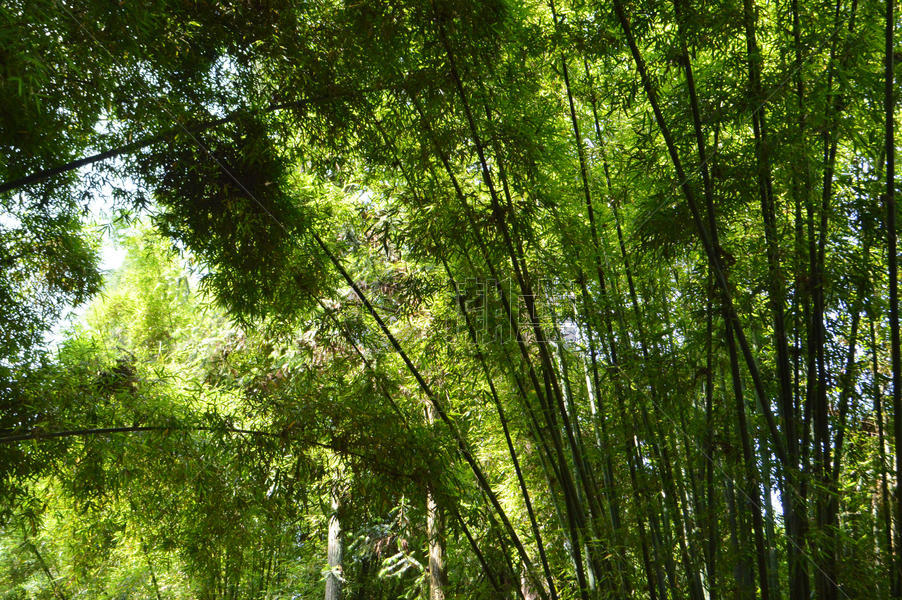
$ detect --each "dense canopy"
[1,0,901,599]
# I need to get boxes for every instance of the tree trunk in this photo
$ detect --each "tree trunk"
[325,490,343,600]
[886,0,902,593]
[426,403,448,600]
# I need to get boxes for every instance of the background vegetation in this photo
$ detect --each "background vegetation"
[1,0,900,598]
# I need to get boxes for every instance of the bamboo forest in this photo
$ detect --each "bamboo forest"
[3,0,902,598]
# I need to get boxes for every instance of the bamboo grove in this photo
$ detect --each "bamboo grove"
[1,0,901,598]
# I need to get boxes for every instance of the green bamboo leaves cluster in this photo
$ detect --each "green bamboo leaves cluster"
[2,0,901,598]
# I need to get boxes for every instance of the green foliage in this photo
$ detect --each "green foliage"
[0,203,101,366]
[3,0,902,598]
[149,115,331,324]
